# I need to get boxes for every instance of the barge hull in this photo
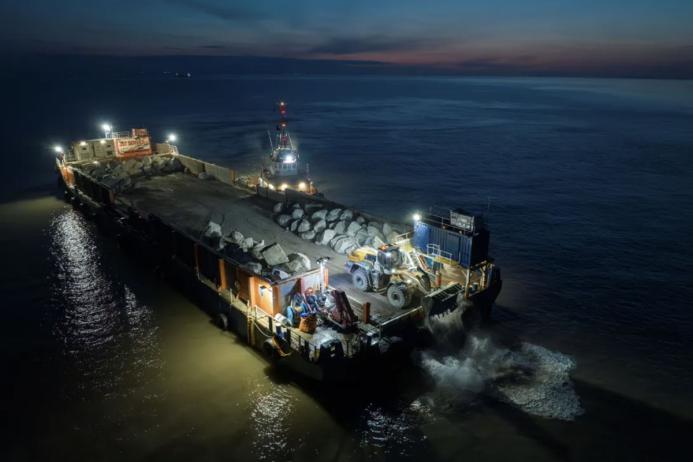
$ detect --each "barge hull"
[56,150,500,381]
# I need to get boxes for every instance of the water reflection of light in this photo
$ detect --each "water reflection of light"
[48,209,161,398]
[359,400,430,457]
[51,210,116,353]
[249,383,296,461]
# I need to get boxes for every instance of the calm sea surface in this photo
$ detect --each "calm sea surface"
[2,75,693,461]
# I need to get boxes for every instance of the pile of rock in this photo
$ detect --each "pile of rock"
[273,202,403,255]
[208,223,312,278]
[80,155,185,192]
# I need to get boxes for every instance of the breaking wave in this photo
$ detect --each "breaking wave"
[419,311,583,420]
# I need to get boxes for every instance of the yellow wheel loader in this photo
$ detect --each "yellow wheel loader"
[345,244,432,309]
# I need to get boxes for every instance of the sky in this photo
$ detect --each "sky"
[2,0,692,77]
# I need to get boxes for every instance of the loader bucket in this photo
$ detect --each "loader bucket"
[422,283,465,318]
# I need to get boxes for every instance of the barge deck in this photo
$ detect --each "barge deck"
[118,171,416,326]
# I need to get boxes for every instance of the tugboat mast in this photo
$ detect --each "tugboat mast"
[276,101,293,151]
[267,101,298,168]
[261,100,314,193]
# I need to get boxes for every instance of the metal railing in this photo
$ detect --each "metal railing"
[108,131,131,139]
[392,231,412,244]
[426,243,453,261]
[250,305,329,362]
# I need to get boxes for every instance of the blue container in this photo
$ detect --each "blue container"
[412,221,431,252]
[413,220,489,268]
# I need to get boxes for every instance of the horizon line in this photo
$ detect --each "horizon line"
[4,51,693,80]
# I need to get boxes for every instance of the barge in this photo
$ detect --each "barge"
[53,119,501,381]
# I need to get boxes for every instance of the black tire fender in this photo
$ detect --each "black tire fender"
[216,312,229,331]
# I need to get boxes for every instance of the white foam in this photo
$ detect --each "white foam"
[495,343,584,420]
[420,354,485,393]
[419,334,584,420]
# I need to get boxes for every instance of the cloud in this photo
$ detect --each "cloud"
[308,35,437,55]
[165,0,260,21]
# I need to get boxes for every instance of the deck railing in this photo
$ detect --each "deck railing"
[108,131,131,139]
[426,243,453,262]
[250,306,331,361]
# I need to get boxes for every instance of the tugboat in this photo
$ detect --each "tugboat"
[260,102,315,194]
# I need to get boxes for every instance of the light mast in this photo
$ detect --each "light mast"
[268,101,298,175]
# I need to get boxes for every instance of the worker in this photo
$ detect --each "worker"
[286,293,309,326]
[304,287,320,313]
[285,303,301,327]
[285,296,302,327]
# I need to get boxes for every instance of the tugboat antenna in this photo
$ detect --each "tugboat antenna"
[276,101,289,149]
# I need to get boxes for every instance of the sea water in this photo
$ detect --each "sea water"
[2,75,692,461]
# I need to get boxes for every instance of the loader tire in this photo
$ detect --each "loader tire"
[352,269,370,291]
[387,284,412,309]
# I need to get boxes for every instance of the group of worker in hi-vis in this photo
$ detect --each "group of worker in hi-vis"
[285,287,358,334]
[285,287,320,333]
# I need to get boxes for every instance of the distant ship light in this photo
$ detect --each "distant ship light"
[167,133,177,143]
[53,145,64,153]
[298,181,306,191]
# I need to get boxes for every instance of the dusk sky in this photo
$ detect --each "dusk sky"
[2,0,693,76]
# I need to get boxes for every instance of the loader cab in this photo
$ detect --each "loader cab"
[377,245,403,272]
